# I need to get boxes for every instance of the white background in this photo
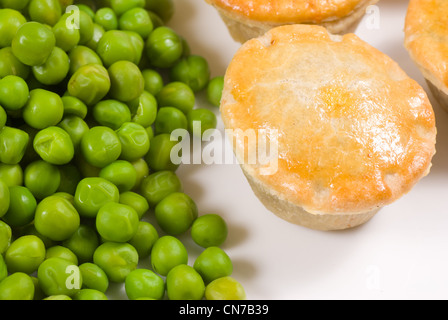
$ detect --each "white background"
[114,0,448,300]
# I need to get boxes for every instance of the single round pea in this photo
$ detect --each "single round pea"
[140,170,182,207]
[0,126,29,165]
[0,179,10,218]
[33,126,75,165]
[92,99,132,130]
[23,89,64,130]
[34,195,80,241]
[127,91,158,128]
[4,235,45,274]
[32,47,70,85]
[145,26,183,69]
[155,192,198,236]
[145,133,180,172]
[2,186,37,228]
[81,126,122,168]
[108,60,144,102]
[0,272,34,300]
[85,22,105,52]
[191,214,228,248]
[142,69,164,96]
[24,160,61,199]
[166,264,205,300]
[111,0,145,16]
[94,7,118,31]
[45,245,78,265]
[79,262,109,293]
[96,202,139,243]
[187,108,217,138]
[125,269,164,300]
[0,164,23,187]
[157,81,195,114]
[37,257,82,297]
[0,255,7,283]
[207,76,224,107]
[61,96,88,119]
[28,0,62,26]
[155,106,188,135]
[58,115,89,151]
[0,220,12,254]
[119,7,153,39]
[0,47,30,79]
[93,242,139,283]
[62,224,99,264]
[67,63,111,106]
[116,122,150,162]
[78,10,94,45]
[96,30,143,67]
[193,247,233,284]
[151,235,188,277]
[0,9,27,48]
[128,221,158,258]
[99,160,137,192]
[205,276,246,300]
[119,191,149,219]
[73,288,108,300]
[170,55,210,92]
[74,177,120,218]
[0,75,29,111]
[53,12,81,52]
[12,21,56,67]
[145,0,174,22]
[68,45,103,75]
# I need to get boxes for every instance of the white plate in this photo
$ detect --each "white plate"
[113,0,448,300]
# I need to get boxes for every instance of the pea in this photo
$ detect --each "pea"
[33,126,75,165]
[166,264,205,300]
[53,13,81,52]
[61,96,88,119]
[0,0,30,11]
[116,122,150,162]
[0,255,7,283]
[140,170,182,207]
[24,160,61,199]
[108,60,145,102]
[0,272,35,300]
[142,68,164,96]
[68,45,103,75]
[58,115,90,151]
[4,235,45,274]
[62,224,99,264]
[12,21,56,67]
[170,55,210,92]
[145,0,174,22]
[79,262,109,293]
[145,133,180,172]
[0,47,30,79]
[0,126,29,165]
[85,23,105,52]
[118,7,153,39]
[155,192,198,236]
[0,9,27,48]
[34,195,80,241]
[93,242,139,283]
[193,247,233,284]
[37,257,82,297]
[0,179,10,218]
[73,288,108,300]
[128,221,158,258]
[74,177,119,218]
[96,202,139,243]
[28,0,62,26]
[99,160,137,192]
[96,30,143,67]
[23,89,64,130]
[206,76,224,107]
[81,126,122,168]
[94,7,118,31]
[2,186,37,228]
[110,0,145,16]
[130,157,150,191]
[45,245,78,265]
[154,107,188,135]
[18,224,55,249]
[151,235,188,277]
[32,47,70,85]
[119,191,149,219]
[77,4,95,19]
[145,26,183,69]
[191,214,228,248]
[127,91,158,128]
[92,99,132,130]
[125,269,165,300]
[78,10,94,45]
[157,81,195,114]
[204,277,246,300]
[0,220,12,254]
[0,164,23,187]
[0,75,29,111]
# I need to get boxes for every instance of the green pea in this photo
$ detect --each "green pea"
[204,277,246,300]
[130,157,149,191]
[0,47,30,79]
[0,126,29,165]
[140,170,182,208]
[96,30,143,68]
[62,224,99,264]
[94,7,118,31]
[191,214,228,248]
[93,242,139,283]
[96,202,139,243]
[108,60,144,102]
[32,47,70,85]
[119,7,153,39]
[45,245,78,265]
[127,91,158,128]
[33,126,75,165]
[116,122,150,162]
[128,221,158,258]
[145,26,183,69]
[28,0,62,26]
[0,179,10,218]
[78,10,94,45]
[17,223,56,249]
[37,257,82,297]
[166,264,205,300]
[207,76,224,107]
[24,160,61,200]
[0,9,27,48]
[58,115,90,151]
[92,99,132,130]
[61,95,88,119]
[0,220,12,254]
[74,177,120,218]
[99,160,137,192]
[155,106,188,135]
[142,68,164,96]
[151,235,188,277]
[193,247,233,284]
[53,13,81,52]
[67,63,111,106]
[2,186,36,228]
[110,0,145,16]
[81,126,122,168]
[0,272,35,300]
[73,288,108,300]
[12,21,56,67]
[170,55,210,92]
[0,255,7,282]
[77,4,95,19]
[68,45,103,75]
[145,0,174,22]
[119,191,149,219]
[6,235,43,274]
[155,192,198,236]
[34,195,80,241]
[79,262,109,293]
[85,23,105,52]
[23,89,64,130]
[157,81,195,114]
[0,164,23,187]
[0,75,29,111]
[125,269,164,300]
[145,133,180,172]
[0,0,30,11]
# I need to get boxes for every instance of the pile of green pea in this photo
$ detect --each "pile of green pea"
[0,0,244,301]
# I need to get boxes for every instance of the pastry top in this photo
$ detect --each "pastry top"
[206,0,369,23]
[405,0,448,92]
[221,24,436,215]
